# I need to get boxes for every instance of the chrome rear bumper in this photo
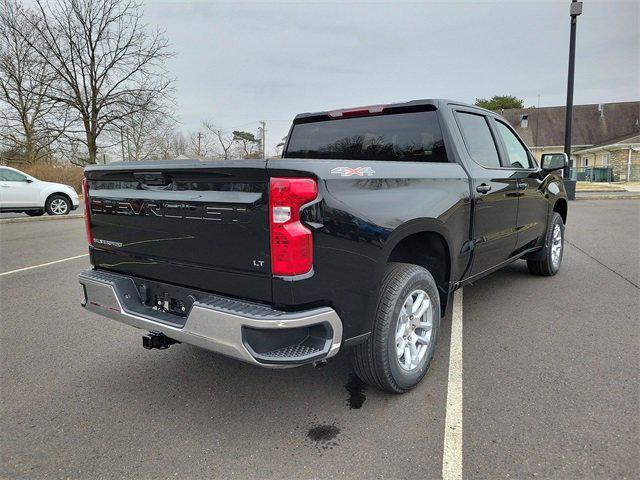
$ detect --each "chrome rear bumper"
[79,269,342,367]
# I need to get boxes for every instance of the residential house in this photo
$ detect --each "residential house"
[500,101,640,181]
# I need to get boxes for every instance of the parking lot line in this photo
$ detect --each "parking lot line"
[0,253,88,276]
[442,289,463,480]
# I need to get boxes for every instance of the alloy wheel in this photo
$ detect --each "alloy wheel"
[395,289,434,371]
[50,198,68,215]
[551,223,562,269]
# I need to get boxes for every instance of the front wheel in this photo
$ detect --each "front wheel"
[527,212,565,276]
[45,195,70,216]
[353,263,441,393]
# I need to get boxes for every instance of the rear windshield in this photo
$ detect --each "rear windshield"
[284,110,448,162]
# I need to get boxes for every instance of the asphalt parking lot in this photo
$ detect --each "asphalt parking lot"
[1,199,638,479]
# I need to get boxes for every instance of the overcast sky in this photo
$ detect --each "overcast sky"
[144,0,639,155]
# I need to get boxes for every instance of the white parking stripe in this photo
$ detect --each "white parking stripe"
[443,289,463,480]
[0,254,89,276]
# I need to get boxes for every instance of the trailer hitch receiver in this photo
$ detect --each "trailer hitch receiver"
[143,331,178,350]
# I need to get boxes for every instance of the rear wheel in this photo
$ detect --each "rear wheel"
[527,212,564,276]
[45,195,70,216]
[353,262,440,393]
[25,210,45,217]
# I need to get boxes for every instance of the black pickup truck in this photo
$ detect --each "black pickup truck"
[79,99,568,393]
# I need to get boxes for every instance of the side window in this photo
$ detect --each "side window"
[495,121,533,169]
[455,112,501,168]
[0,168,27,181]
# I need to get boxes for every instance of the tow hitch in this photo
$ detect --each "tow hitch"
[142,331,178,350]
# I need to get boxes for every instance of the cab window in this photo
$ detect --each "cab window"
[454,112,501,168]
[495,121,533,169]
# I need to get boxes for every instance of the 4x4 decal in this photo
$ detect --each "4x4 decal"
[330,166,376,177]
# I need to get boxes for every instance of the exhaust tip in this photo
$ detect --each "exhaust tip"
[312,360,327,369]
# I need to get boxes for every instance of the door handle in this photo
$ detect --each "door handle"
[476,184,491,194]
[517,182,528,190]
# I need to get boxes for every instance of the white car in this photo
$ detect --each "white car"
[0,166,80,216]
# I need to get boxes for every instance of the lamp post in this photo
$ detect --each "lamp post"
[563,0,583,200]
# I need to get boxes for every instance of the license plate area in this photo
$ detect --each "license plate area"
[150,292,192,317]
[133,278,199,318]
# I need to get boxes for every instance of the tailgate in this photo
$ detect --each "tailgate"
[85,160,272,303]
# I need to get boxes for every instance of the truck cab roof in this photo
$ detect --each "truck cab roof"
[293,98,496,122]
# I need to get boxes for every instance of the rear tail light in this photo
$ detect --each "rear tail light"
[269,177,318,276]
[82,177,93,245]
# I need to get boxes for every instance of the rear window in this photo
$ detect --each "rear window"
[284,110,448,162]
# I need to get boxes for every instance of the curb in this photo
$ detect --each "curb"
[575,195,640,201]
[576,189,627,193]
[0,214,84,224]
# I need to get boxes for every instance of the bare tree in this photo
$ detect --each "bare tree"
[10,0,173,164]
[143,123,176,160]
[0,0,70,164]
[148,129,171,160]
[186,130,215,159]
[114,110,165,161]
[109,89,175,161]
[171,131,189,158]
[203,121,235,160]
[135,127,184,160]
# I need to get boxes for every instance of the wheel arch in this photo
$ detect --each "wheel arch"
[553,197,568,225]
[45,191,72,210]
[382,220,454,316]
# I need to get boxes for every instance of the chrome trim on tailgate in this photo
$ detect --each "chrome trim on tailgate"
[79,269,342,367]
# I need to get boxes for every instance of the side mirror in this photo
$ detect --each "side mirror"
[541,153,568,172]
[25,178,33,183]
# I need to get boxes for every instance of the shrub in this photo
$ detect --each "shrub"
[20,162,84,193]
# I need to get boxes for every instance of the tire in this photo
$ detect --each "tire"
[25,210,45,217]
[353,262,441,393]
[527,212,565,276]
[45,194,70,216]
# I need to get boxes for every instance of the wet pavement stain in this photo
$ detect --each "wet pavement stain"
[345,372,367,409]
[307,425,340,450]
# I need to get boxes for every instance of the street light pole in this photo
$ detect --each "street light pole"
[563,0,582,200]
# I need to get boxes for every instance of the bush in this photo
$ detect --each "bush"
[20,162,84,193]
